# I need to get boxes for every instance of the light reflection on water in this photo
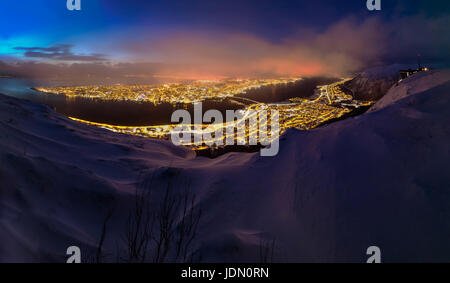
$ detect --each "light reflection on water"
[0,77,338,126]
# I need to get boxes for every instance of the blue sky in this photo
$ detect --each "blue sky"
[1,0,446,58]
[0,0,448,79]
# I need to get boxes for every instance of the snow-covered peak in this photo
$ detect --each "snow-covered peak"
[344,64,416,101]
[358,64,415,80]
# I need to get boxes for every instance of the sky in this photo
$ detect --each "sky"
[0,0,449,81]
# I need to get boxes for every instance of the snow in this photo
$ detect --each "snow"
[344,64,416,101]
[359,64,414,80]
[368,69,450,112]
[1,69,450,262]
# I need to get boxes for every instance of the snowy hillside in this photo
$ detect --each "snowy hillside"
[344,64,415,101]
[368,69,450,112]
[1,69,450,262]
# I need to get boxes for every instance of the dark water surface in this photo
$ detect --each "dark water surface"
[0,77,338,126]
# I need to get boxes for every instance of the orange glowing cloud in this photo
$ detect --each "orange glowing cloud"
[120,17,388,78]
[2,15,448,83]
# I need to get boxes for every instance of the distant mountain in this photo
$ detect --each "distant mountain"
[344,64,415,101]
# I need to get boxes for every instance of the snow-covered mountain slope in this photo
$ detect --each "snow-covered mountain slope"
[368,69,450,112]
[1,70,450,262]
[0,94,255,262]
[344,64,415,100]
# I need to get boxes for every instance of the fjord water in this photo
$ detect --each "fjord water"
[0,77,338,126]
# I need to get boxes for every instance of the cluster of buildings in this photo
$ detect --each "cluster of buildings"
[35,78,301,105]
[68,79,374,150]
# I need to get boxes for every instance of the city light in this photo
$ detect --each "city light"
[36,78,302,105]
[64,79,374,150]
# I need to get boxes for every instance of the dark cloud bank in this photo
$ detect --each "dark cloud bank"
[13,44,106,62]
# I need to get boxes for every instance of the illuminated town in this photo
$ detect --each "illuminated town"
[65,79,374,150]
[35,78,301,105]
